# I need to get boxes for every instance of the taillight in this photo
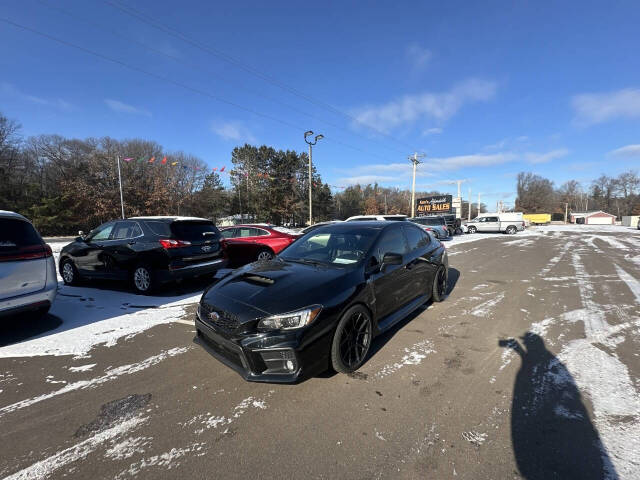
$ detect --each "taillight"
[159,239,192,249]
[0,244,52,262]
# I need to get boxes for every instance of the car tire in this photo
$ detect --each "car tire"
[506,225,517,235]
[256,248,274,261]
[467,226,477,234]
[330,305,373,374]
[61,259,80,285]
[432,266,448,302]
[132,265,154,294]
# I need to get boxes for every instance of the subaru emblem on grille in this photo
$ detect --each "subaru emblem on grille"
[202,245,212,252]
[209,311,220,322]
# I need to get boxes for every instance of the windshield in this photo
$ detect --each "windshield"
[279,230,377,265]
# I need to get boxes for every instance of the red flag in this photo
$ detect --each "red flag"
[212,167,217,171]
[220,166,225,172]
[148,156,155,163]
[161,156,167,165]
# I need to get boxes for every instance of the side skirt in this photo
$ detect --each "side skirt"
[376,294,429,333]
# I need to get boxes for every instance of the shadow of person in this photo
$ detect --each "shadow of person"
[500,333,617,480]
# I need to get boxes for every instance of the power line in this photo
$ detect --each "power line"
[37,0,408,157]
[0,16,398,165]
[102,0,421,153]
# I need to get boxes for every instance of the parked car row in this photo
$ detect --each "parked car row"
[1,211,449,383]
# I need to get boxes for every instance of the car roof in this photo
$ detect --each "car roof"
[224,224,273,228]
[128,216,211,222]
[0,210,30,222]
[307,220,397,234]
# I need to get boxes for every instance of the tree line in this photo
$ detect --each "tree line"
[516,171,640,217]
[1,111,447,235]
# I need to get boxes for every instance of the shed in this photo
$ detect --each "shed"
[622,216,639,228]
[570,211,616,225]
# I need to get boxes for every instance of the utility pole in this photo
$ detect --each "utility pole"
[304,131,324,225]
[477,192,481,215]
[409,152,425,217]
[564,202,568,224]
[384,194,388,214]
[468,187,472,221]
[116,155,125,219]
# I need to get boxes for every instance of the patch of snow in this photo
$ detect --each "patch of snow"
[115,442,207,479]
[0,286,201,358]
[614,264,640,303]
[3,415,147,480]
[470,293,505,317]
[0,347,189,418]
[105,436,152,461]
[375,430,387,441]
[472,284,489,291]
[461,431,487,445]
[376,340,435,377]
[68,364,96,373]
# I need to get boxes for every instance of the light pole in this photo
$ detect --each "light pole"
[409,152,425,217]
[304,130,323,225]
[117,155,125,219]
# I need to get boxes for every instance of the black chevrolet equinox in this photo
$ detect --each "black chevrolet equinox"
[59,216,226,293]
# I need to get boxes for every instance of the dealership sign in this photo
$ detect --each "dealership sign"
[416,195,453,215]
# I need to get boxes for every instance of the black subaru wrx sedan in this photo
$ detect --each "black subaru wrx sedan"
[195,221,448,383]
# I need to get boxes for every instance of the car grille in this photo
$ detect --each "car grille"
[199,304,240,333]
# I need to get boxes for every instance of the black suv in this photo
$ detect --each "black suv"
[59,216,226,293]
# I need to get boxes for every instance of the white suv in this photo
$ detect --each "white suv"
[0,211,57,318]
[345,215,407,222]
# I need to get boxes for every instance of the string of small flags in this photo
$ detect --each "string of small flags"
[121,157,344,188]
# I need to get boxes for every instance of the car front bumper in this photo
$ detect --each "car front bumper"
[194,314,332,383]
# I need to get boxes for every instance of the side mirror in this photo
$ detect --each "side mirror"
[78,230,84,237]
[381,252,403,270]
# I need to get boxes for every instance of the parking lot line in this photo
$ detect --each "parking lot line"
[173,319,194,326]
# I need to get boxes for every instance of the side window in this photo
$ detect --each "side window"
[403,225,430,251]
[375,227,408,261]
[489,217,499,222]
[250,228,269,236]
[237,228,253,237]
[478,217,486,223]
[145,221,171,237]
[131,223,143,238]
[220,228,236,239]
[112,221,138,240]
[89,223,113,241]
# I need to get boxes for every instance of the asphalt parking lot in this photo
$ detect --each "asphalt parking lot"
[1,226,639,479]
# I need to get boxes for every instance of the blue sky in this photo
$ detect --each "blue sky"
[1,0,639,207]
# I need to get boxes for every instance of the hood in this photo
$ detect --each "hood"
[202,259,354,319]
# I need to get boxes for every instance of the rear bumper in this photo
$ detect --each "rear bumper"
[0,282,57,318]
[194,315,332,383]
[157,258,228,283]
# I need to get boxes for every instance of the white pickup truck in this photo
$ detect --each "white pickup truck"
[465,213,525,235]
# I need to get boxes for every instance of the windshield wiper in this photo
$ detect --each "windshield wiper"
[284,258,325,266]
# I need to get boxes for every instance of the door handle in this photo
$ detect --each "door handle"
[128,241,136,245]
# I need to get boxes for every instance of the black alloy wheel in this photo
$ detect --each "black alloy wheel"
[432,266,448,302]
[331,305,373,373]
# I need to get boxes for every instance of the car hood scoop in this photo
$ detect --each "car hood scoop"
[236,273,275,285]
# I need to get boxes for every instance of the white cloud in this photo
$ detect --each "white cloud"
[104,99,151,117]
[609,144,640,157]
[352,79,497,132]
[429,152,516,171]
[572,88,640,126]
[211,121,256,143]
[0,82,73,110]
[423,127,443,136]
[406,44,432,70]
[524,148,569,164]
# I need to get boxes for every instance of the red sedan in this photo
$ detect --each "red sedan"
[219,224,300,265]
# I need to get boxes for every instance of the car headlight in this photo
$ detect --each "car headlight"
[257,306,322,331]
